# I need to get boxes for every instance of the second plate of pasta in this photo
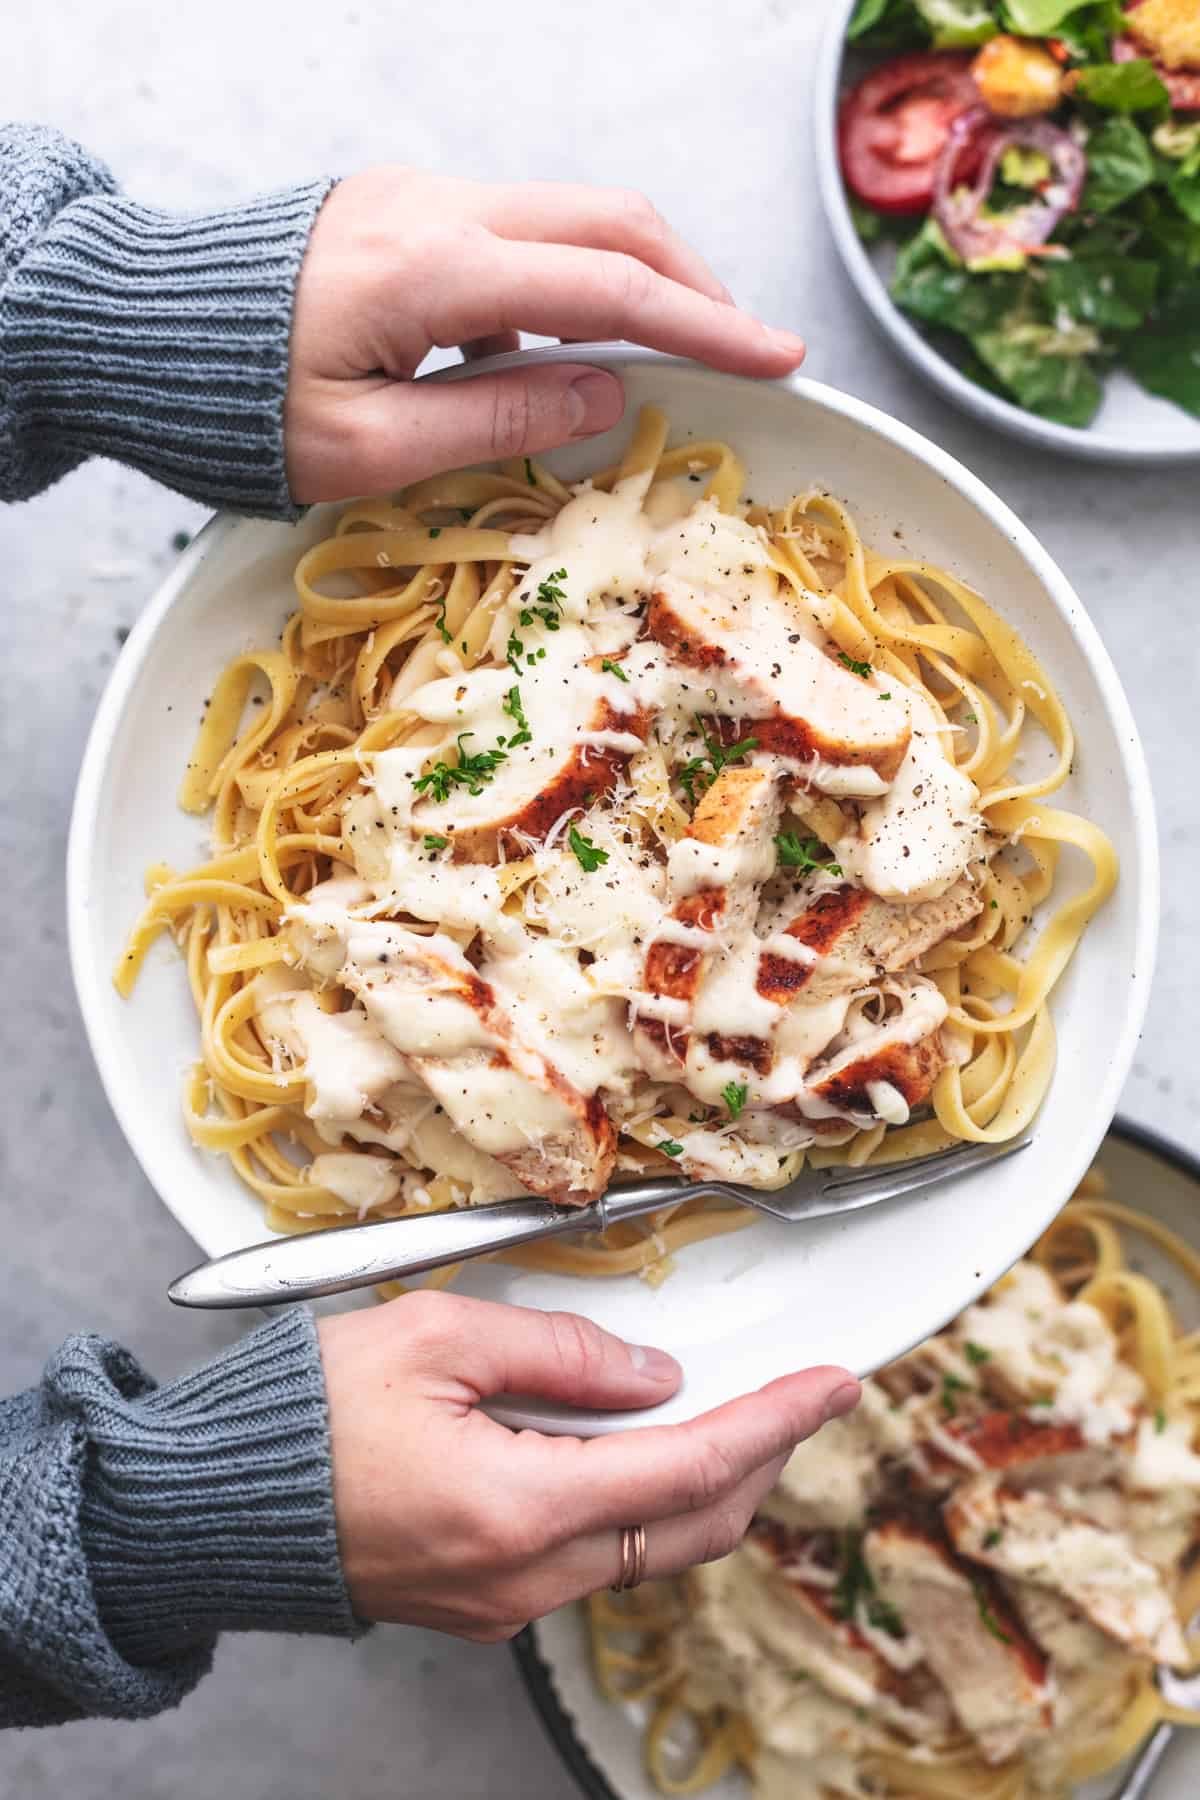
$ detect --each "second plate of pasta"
[68,348,1155,1430]
[516,1123,1200,1800]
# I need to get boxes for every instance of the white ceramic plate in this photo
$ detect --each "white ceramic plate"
[813,0,1200,466]
[517,1123,1200,1800]
[68,346,1157,1433]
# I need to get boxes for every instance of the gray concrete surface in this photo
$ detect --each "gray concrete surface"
[1,1,1196,1794]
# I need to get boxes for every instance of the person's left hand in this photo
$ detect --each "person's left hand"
[284,168,805,501]
[319,1290,858,1639]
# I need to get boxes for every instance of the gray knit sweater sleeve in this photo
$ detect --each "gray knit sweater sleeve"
[0,1309,362,1728]
[0,123,334,517]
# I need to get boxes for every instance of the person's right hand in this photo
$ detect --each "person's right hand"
[318,1293,859,1641]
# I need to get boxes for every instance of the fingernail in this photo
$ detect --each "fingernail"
[765,325,806,361]
[568,371,624,438]
[630,1343,681,1383]
[821,1380,862,1424]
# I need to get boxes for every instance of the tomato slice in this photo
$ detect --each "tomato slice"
[839,52,985,215]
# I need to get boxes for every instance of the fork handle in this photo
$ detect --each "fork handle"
[167,1176,713,1310]
[168,1197,606,1308]
[1115,1722,1175,1799]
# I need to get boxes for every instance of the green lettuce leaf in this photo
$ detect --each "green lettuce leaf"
[891,221,1027,331]
[847,0,931,46]
[849,197,885,243]
[970,322,1104,424]
[1001,0,1123,58]
[1136,191,1200,292]
[1082,117,1157,213]
[1001,0,1112,31]
[913,0,999,47]
[1168,149,1200,228]
[1042,254,1159,328]
[1070,59,1170,113]
[1123,283,1200,416]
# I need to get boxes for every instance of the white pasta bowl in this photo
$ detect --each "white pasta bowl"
[68,346,1156,1433]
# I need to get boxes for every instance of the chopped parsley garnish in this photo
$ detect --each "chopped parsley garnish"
[422,834,448,851]
[677,724,759,806]
[990,899,999,910]
[983,1528,1003,1551]
[964,1341,991,1367]
[837,651,873,679]
[413,733,508,802]
[775,832,843,878]
[940,1373,971,1418]
[601,658,630,683]
[524,456,536,486]
[973,1581,1011,1645]
[657,1138,684,1158]
[867,1597,905,1639]
[428,526,442,539]
[964,711,979,724]
[1156,1407,1168,1434]
[501,685,532,749]
[878,691,892,701]
[1030,1396,1054,1408]
[568,825,609,872]
[832,1535,904,1640]
[722,1081,748,1120]
[533,568,568,630]
[434,591,452,645]
[506,630,525,671]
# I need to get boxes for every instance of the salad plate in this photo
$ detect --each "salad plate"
[815,0,1200,462]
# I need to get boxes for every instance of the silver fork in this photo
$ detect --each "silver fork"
[168,1135,1030,1309]
[1112,1619,1200,1798]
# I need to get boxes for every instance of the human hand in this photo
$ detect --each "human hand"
[285,168,805,502]
[318,1292,858,1640]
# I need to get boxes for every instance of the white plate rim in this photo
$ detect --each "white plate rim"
[65,347,1159,1433]
[812,0,1200,466]
[513,1118,1200,1800]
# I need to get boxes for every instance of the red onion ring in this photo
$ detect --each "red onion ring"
[933,108,1087,266]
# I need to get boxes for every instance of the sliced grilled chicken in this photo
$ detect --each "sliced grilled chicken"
[644,765,781,996]
[922,1413,1122,1492]
[804,983,948,1125]
[635,765,781,1076]
[432,696,651,863]
[756,878,982,1008]
[945,1480,1191,1668]
[688,761,784,860]
[256,985,411,1130]
[682,1547,948,1745]
[1004,1581,1114,1673]
[740,1537,950,1739]
[315,922,614,1203]
[646,576,911,793]
[865,1520,1052,1765]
